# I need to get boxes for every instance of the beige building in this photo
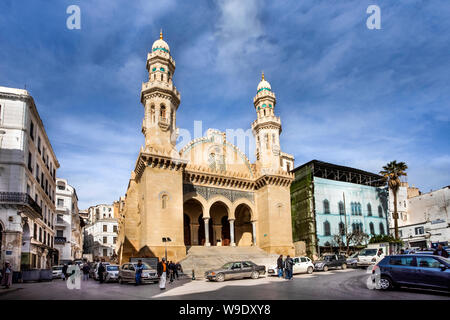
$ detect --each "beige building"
[116,32,295,264]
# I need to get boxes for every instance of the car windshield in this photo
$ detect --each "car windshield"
[107,266,119,271]
[438,257,450,264]
[222,262,234,269]
[132,263,151,270]
[359,249,378,256]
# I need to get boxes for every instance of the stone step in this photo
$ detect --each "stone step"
[180,246,279,279]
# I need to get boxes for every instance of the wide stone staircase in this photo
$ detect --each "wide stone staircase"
[179,246,279,279]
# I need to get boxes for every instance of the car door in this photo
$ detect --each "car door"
[329,255,337,268]
[415,256,450,289]
[241,261,253,278]
[292,258,300,274]
[229,262,242,279]
[120,264,128,281]
[299,257,309,273]
[387,256,417,284]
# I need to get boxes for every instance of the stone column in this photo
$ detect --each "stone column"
[229,219,236,246]
[204,218,210,246]
[251,221,257,246]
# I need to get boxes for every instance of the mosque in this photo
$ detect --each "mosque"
[116,31,296,263]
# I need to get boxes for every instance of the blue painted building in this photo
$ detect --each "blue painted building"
[291,160,389,256]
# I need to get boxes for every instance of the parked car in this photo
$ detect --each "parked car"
[104,265,120,282]
[205,261,266,282]
[346,252,359,268]
[52,265,64,279]
[268,256,314,276]
[373,254,450,291]
[92,262,110,280]
[118,262,159,284]
[314,254,347,271]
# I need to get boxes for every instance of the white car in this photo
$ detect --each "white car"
[356,248,384,267]
[104,265,120,282]
[52,265,64,279]
[268,256,314,276]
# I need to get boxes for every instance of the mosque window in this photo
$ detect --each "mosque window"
[257,106,260,111]
[160,105,166,119]
[262,104,267,108]
[269,104,272,108]
[265,134,269,149]
[162,194,168,209]
[151,105,155,123]
[160,67,165,72]
[152,67,156,72]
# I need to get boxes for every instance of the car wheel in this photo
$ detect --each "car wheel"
[323,265,329,272]
[307,267,313,274]
[379,276,393,290]
[341,263,347,270]
[251,271,259,279]
[216,273,225,282]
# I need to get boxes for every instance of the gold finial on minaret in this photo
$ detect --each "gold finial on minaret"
[261,71,265,81]
[160,29,163,40]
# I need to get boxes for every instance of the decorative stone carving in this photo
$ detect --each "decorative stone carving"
[183,184,254,204]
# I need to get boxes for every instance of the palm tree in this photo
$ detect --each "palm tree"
[380,161,408,239]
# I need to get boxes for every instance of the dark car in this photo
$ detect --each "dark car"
[314,254,347,271]
[205,261,266,282]
[373,254,450,291]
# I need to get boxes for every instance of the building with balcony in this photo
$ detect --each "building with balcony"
[83,203,118,260]
[54,178,84,263]
[0,86,59,271]
[291,160,389,257]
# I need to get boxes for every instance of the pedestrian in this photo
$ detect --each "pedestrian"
[169,261,176,283]
[62,263,68,281]
[157,257,167,290]
[174,262,180,280]
[98,260,106,283]
[284,255,294,280]
[1,262,13,289]
[433,244,449,258]
[135,260,144,286]
[82,263,90,281]
[276,255,284,278]
[399,249,405,255]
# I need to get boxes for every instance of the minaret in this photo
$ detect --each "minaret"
[140,30,180,157]
[251,72,282,171]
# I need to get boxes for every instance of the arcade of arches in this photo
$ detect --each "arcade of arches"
[183,199,255,247]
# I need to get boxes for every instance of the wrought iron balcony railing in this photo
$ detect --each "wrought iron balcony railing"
[0,192,42,217]
[54,236,67,244]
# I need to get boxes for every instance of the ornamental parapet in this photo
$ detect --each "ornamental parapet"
[184,164,255,191]
[140,81,180,104]
[254,168,294,189]
[134,148,187,181]
[251,115,281,132]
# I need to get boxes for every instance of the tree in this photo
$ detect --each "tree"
[345,230,369,255]
[380,161,408,239]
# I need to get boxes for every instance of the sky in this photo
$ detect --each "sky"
[0,0,449,209]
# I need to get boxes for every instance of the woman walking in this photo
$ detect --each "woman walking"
[1,262,13,289]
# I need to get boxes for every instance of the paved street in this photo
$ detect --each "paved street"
[0,269,448,300]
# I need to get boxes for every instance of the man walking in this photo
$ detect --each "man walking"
[98,260,106,283]
[276,255,284,278]
[62,263,68,281]
[169,261,175,283]
[174,262,181,280]
[433,244,449,258]
[284,255,294,280]
[157,258,167,290]
[135,260,144,286]
[1,262,13,289]
[82,262,90,281]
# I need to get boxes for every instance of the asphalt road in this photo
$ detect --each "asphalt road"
[0,268,448,300]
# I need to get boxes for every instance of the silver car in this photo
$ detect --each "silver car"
[118,262,159,284]
[104,265,120,282]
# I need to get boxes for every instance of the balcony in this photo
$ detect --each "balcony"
[158,116,170,131]
[0,192,42,219]
[54,236,67,245]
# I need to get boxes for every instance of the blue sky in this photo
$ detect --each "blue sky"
[1,0,449,209]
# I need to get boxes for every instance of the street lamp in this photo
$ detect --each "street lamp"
[162,237,171,262]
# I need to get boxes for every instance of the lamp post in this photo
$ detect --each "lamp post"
[162,237,171,262]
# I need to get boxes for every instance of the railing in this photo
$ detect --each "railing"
[54,236,66,244]
[0,192,42,216]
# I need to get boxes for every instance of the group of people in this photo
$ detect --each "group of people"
[156,258,183,290]
[276,255,295,280]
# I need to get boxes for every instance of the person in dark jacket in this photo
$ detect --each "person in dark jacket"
[168,261,175,283]
[82,263,90,281]
[284,255,294,280]
[62,264,68,281]
[157,258,167,290]
[276,255,284,278]
[97,260,106,283]
[433,244,449,258]
[135,260,144,286]
[174,262,181,279]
